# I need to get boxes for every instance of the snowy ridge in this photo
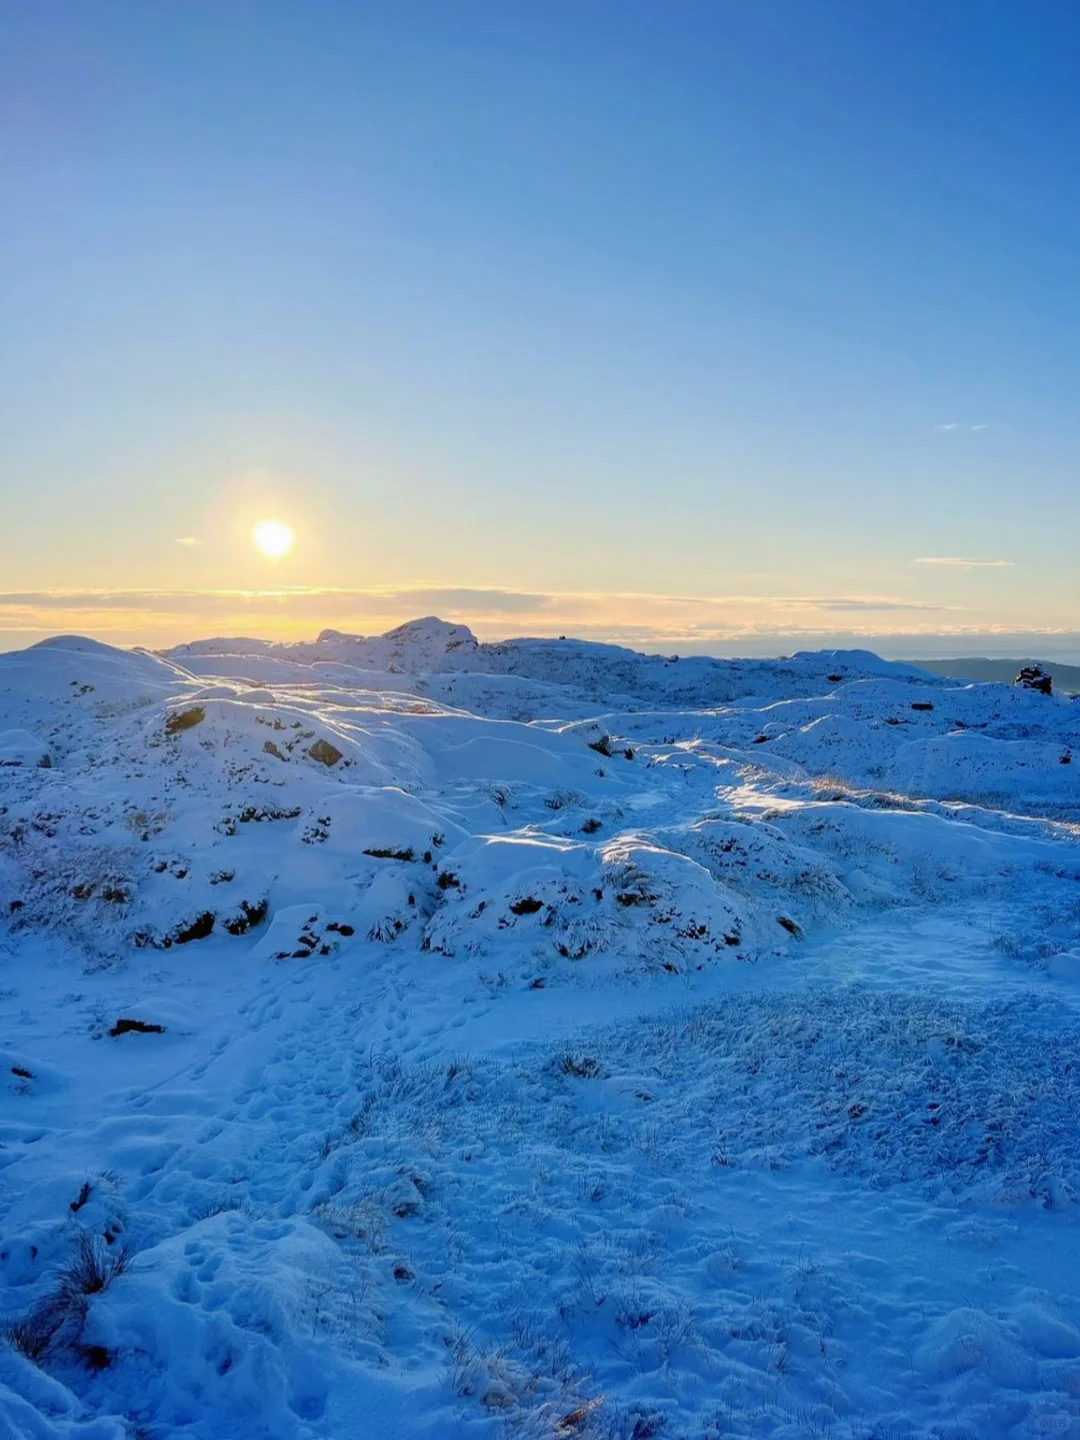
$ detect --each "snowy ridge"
[0,623,1079,1438]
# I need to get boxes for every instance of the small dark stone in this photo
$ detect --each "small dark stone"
[109,1018,165,1037]
[81,1344,113,1371]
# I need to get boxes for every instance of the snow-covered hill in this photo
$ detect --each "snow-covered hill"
[1,621,1078,1438]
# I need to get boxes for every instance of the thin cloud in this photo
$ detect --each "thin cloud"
[913,557,1015,569]
[0,588,949,617]
[375,588,551,614]
[933,422,992,433]
[174,537,201,546]
[822,599,944,612]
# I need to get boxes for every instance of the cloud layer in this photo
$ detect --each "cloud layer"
[0,583,1037,656]
[913,558,1015,569]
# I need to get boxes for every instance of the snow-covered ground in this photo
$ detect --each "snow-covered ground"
[1,619,1078,1439]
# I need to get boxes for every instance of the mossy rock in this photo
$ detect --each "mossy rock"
[307,738,343,767]
[165,706,206,735]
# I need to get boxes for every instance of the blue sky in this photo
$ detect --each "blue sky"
[1,1,1077,654]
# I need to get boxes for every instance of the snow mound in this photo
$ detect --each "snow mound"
[0,730,51,768]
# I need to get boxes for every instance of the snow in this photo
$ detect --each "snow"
[0,733,50,770]
[0,619,1078,1438]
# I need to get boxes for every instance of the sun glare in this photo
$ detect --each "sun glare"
[253,519,295,560]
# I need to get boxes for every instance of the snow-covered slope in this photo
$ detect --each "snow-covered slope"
[1,623,1078,1438]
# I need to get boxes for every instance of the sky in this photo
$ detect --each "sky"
[1,0,1078,657]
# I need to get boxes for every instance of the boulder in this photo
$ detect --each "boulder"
[1014,665,1052,695]
[307,737,343,767]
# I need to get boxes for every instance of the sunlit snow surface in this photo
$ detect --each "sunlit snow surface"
[1,620,1079,1438]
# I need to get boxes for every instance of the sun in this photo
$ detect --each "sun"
[252,519,295,560]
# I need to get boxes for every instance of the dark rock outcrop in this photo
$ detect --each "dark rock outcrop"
[1014,665,1053,695]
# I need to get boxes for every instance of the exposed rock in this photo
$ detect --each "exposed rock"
[109,1018,165,1037]
[509,896,544,915]
[165,705,206,734]
[168,911,215,945]
[223,898,269,935]
[1014,665,1053,695]
[307,737,343,766]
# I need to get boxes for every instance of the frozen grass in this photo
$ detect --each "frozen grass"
[4,1230,134,1367]
[288,987,1080,1434]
